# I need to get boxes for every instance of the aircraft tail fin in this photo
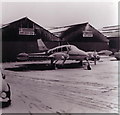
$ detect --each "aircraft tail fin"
[37,39,48,51]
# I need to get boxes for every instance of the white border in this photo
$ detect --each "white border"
[1,0,119,2]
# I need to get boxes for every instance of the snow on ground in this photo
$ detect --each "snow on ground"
[1,56,119,114]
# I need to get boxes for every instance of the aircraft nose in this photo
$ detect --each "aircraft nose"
[78,50,89,59]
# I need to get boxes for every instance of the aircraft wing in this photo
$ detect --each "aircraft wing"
[17,39,50,61]
[17,52,50,61]
[17,51,70,62]
[98,50,112,56]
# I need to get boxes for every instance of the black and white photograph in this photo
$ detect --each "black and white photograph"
[0,0,119,114]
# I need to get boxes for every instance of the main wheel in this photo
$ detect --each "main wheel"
[87,65,91,70]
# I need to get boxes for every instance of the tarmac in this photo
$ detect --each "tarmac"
[1,56,119,113]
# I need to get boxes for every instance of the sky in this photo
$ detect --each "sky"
[1,1,118,29]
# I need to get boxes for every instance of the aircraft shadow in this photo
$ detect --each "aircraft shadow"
[5,63,83,72]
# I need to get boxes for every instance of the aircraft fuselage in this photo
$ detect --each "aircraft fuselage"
[47,45,88,61]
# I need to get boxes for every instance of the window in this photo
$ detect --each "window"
[62,47,67,51]
[19,28,35,35]
[58,48,61,52]
[48,50,52,55]
[83,31,93,37]
[67,46,71,51]
[53,49,57,53]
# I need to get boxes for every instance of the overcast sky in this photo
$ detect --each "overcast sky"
[1,1,118,29]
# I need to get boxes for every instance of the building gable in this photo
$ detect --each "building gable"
[60,23,109,43]
[2,17,59,41]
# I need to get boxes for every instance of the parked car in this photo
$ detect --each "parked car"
[0,72,11,108]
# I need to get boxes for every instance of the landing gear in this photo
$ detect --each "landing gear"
[50,58,54,65]
[50,58,58,69]
[94,56,97,65]
[62,58,67,66]
[50,58,56,69]
[87,64,91,70]
[79,60,83,66]
[50,57,67,69]
[85,58,92,70]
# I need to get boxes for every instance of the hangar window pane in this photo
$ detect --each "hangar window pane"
[83,31,93,37]
[19,28,35,35]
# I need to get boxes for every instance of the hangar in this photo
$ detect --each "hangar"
[108,36,119,53]
[101,25,120,53]
[1,17,59,62]
[1,17,110,62]
[58,23,109,51]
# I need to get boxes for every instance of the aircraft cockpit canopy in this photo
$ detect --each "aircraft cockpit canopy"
[47,45,71,55]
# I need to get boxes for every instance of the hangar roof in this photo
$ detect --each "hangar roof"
[2,17,59,41]
[59,23,109,43]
